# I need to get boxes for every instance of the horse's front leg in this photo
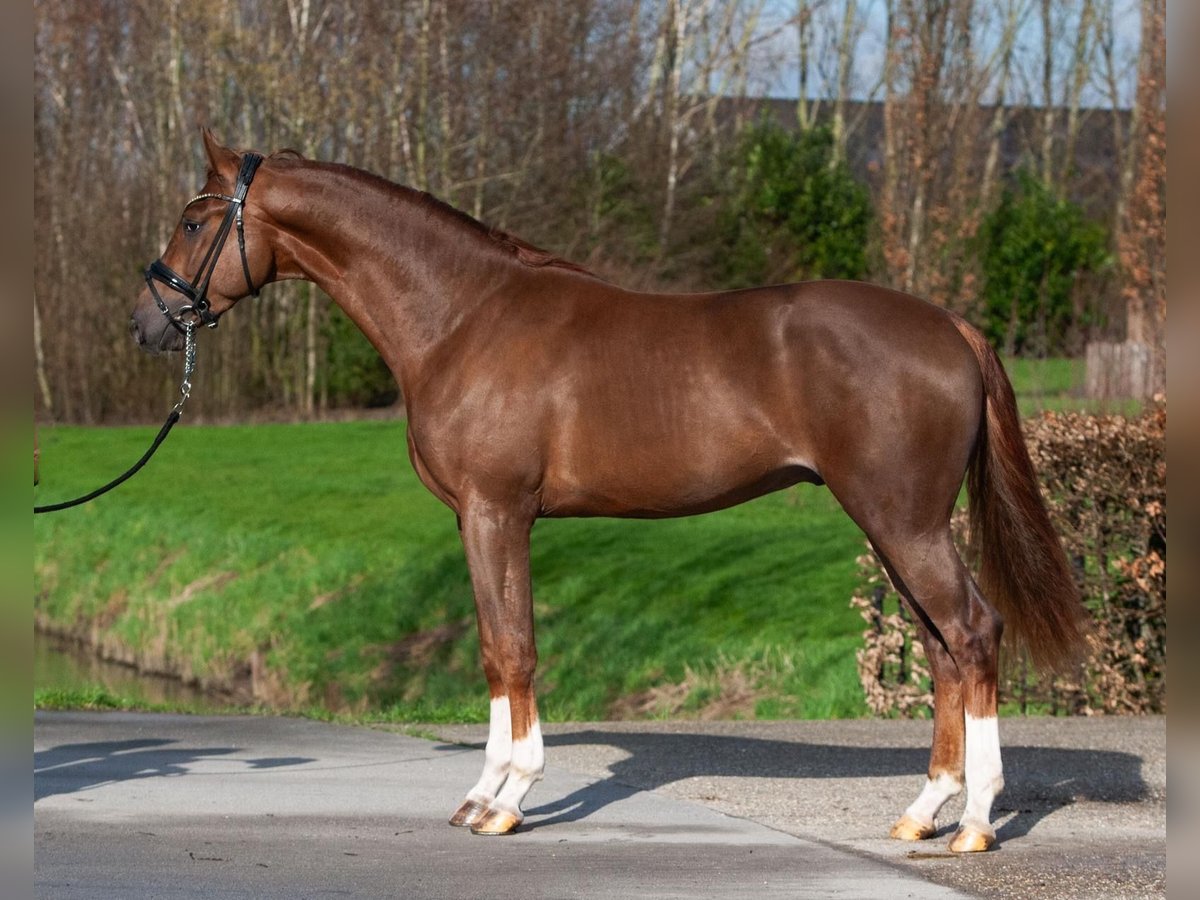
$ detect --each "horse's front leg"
[447,495,543,836]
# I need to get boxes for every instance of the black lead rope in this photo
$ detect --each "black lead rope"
[34,409,183,514]
[35,324,196,515]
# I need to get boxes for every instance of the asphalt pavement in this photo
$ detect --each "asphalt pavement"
[34,712,1164,899]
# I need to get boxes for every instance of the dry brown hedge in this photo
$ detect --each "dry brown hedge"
[851,402,1166,716]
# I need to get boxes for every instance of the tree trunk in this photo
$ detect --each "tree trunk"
[831,0,858,163]
[414,0,431,192]
[1061,0,1097,197]
[881,0,904,287]
[658,0,689,253]
[436,0,453,202]
[1116,0,1165,395]
[1040,0,1056,188]
[981,0,1021,204]
[34,296,54,416]
[796,0,811,129]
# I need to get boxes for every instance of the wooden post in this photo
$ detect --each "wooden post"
[1085,340,1160,399]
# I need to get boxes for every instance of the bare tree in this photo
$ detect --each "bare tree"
[33,0,1158,421]
[981,0,1029,204]
[830,0,859,163]
[1096,0,1139,240]
[1039,0,1057,186]
[796,0,816,128]
[1120,0,1165,380]
[1060,0,1098,197]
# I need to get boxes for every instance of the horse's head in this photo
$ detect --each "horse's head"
[130,128,273,353]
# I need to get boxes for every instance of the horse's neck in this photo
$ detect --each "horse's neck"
[263,162,501,392]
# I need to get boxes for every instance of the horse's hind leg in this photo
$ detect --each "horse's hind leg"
[881,564,965,842]
[448,495,543,836]
[870,531,1004,852]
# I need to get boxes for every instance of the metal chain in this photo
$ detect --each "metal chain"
[174,321,197,412]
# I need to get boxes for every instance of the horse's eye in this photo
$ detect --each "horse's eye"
[183,220,201,234]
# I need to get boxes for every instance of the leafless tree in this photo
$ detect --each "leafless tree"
[33,0,1158,422]
[1119,0,1165,382]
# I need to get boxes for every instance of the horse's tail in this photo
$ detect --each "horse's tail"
[951,316,1089,672]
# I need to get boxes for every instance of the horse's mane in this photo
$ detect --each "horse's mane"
[424,196,595,276]
[259,148,594,277]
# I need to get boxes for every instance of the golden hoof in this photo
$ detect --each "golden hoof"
[948,825,995,853]
[469,809,522,836]
[890,815,936,842]
[448,799,489,828]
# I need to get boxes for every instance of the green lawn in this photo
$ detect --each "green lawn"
[34,420,870,722]
[1004,356,1142,417]
[32,355,1128,722]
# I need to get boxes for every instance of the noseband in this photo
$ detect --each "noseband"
[145,152,264,331]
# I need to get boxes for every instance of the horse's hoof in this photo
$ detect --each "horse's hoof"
[890,814,936,841]
[948,825,995,853]
[448,799,489,828]
[469,808,522,836]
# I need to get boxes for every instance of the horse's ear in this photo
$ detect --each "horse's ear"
[200,127,239,180]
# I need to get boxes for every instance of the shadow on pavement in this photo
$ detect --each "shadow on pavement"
[35,738,313,801]
[505,730,1150,837]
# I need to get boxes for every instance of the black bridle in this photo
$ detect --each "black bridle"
[145,152,264,331]
[35,153,265,515]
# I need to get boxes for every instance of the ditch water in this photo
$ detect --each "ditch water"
[34,630,227,711]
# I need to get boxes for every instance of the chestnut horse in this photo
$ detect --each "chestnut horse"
[130,131,1087,851]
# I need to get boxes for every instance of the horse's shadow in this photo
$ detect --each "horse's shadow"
[34,738,313,802]
[489,729,1151,842]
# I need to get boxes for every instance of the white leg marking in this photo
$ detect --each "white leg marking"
[490,718,544,819]
[904,772,963,828]
[961,713,1004,833]
[465,696,511,804]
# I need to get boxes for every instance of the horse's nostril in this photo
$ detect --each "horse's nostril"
[129,316,144,345]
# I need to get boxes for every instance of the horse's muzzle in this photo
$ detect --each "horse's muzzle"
[130,310,183,355]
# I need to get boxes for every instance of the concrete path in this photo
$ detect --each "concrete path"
[432,717,1166,900]
[35,712,1164,899]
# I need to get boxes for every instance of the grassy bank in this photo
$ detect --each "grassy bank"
[32,355,1123,722]
[34,420,870,721]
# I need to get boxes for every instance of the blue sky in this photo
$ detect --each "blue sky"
[736,0,1141,108]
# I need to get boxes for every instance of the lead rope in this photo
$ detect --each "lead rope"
[34,323,197,514]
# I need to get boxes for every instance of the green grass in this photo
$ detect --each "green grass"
[32,355,1138,722]
[34,420,870,722]
[35,686,155,712]
[1004,356,1143,417]
[31,686,200,715]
